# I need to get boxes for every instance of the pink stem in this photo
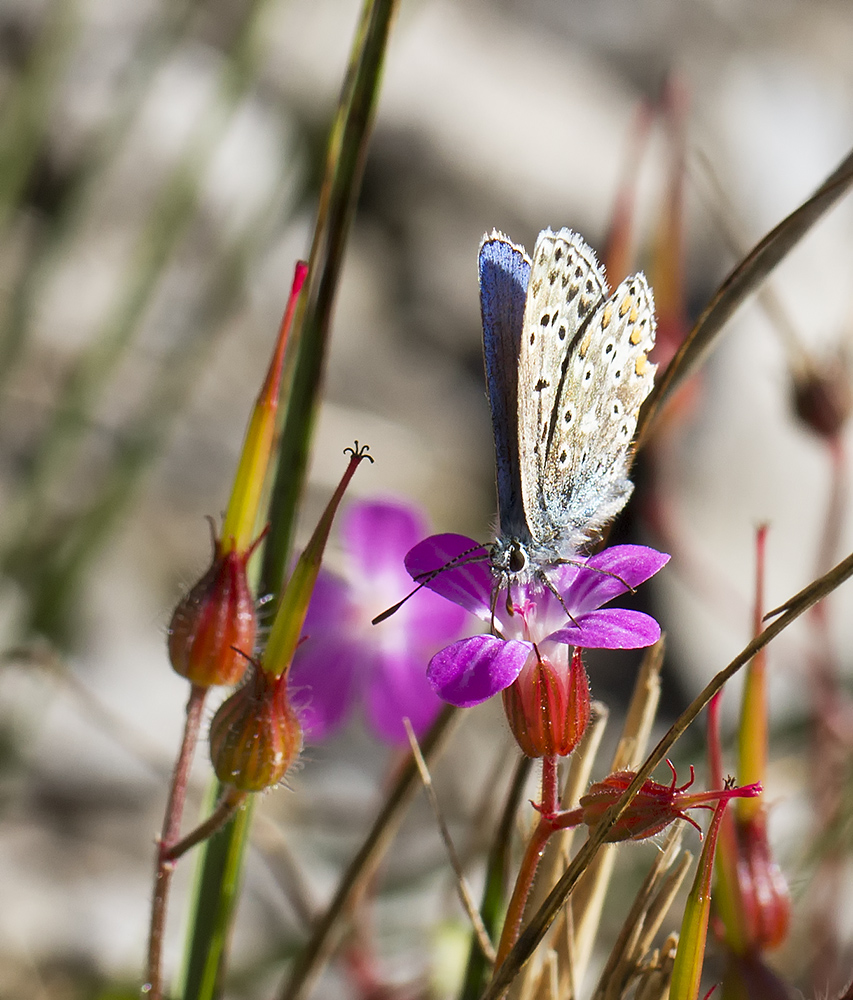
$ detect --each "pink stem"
[145,684,207,999]
[494,756,559,967]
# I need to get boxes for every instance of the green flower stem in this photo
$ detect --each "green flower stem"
[668,797,730,999]
[179,796,255,1000]
[146,684,208,1000]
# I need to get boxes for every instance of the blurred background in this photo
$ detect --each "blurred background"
[1,0,853,996]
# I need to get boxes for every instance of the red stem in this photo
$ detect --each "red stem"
[164,786,248,862]
[145,684,207,999]
[494,756,559,967]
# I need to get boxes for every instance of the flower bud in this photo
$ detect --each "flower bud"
[579,765,761,843]
[732,811,791,951]
[502,646,590,758]
[209,665,302,791]
[168,537,256,688]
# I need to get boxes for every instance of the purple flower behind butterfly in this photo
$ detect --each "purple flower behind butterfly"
[405,533,668,709]
[289,500,468,745]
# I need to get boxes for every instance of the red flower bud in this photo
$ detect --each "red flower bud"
[579,764,761,843]
[732,811,791,951]
[209,665,303,792]
[168,532,257,688]
[502,646,590,758]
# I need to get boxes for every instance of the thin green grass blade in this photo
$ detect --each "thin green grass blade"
[0,0,78,230]
[179,797,255,1000]
[181,2,400,997]
[7,0,277,547]
[260,0,400,600]
[0,0,199,393]
[15,228,255,640]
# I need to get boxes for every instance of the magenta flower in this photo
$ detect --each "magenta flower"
[288,500,468,744]
[405,534,668,709]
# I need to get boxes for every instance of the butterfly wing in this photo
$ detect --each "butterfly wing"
[542,271,657,551]
[479,231,532,541]
[516,228,609,548]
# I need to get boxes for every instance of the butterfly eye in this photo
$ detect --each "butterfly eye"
[508,546,526,574]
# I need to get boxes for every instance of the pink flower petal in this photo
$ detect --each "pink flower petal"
[343,500,427,580]
[405,534,494,620]
[567,546,670,614]
[548,608,661,649]
[289,636,364,740]
[398,581,469,648]
[365,650,443,744]
[427,634,531,707]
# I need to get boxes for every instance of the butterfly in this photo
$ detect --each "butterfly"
[479,227,657,585]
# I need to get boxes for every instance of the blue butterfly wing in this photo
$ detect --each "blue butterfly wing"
[479,232,531,541]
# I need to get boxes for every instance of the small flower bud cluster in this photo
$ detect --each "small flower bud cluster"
[166,529,303,792]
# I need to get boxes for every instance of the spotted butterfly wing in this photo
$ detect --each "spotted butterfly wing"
[518,228,656,558]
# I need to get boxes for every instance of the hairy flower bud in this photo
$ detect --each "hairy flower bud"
[502,646,590,758]
[579,765,761,843]
[168,536,256,688]
[209,665,302,791]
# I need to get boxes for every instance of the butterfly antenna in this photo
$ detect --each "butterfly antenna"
[372,581,431,625]
[372,543,491,625]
